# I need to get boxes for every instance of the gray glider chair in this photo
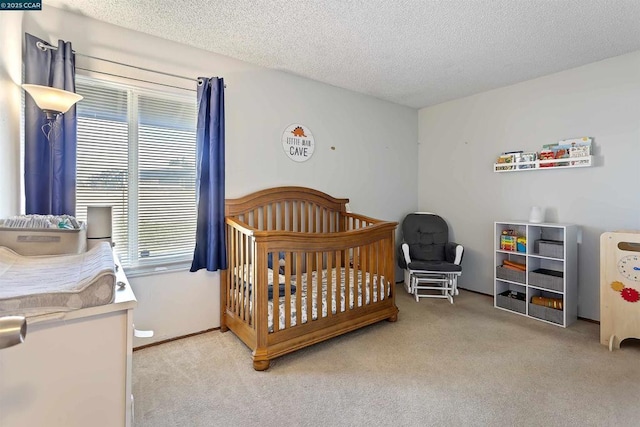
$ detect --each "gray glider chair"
[398,213,464,303]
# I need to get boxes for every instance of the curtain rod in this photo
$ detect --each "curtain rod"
[36,41,222,88]
[76,67,196,92]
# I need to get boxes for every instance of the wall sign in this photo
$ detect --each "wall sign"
[282,124,315,162]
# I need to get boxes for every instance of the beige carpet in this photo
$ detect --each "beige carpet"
[133,286,640,426]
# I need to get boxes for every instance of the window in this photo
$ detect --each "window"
[75,76,197,270]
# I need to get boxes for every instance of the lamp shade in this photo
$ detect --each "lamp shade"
[22,84,83,115]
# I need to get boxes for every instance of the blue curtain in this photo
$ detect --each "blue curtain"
[24,33,78,215]
[190,77,227,272]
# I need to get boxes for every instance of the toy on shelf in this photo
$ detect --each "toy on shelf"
[539,149,555,167]
[496,154,516,171]
[531,296,563,310]
[500,229,517,251]
[500,229,524,252]
[502,259,526,271]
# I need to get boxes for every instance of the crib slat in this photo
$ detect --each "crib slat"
[353,246,360,307]
[361,245,368,305]
[237,231,243,319]
[240,232,247,318]
[303,202,308,232]
[234,231,241,315]
[296,251,303,326]
[306,252,313,323]
[335,250,342,313]
[272,253,280,333]
[373,241,379,303]
[241,233,248,316]
[229,228,235,313]
[368,242,375,305]
[236,230,241,315]
[316,251,322,320]
[344,249,351,312]
[284,252,292,329]
[244,233,250,318]
[327,250,333,317]
[279,202,285,231]
[322,208,327,232]
[288,201,293,232]
[376,241,381,300]
[232,229,238,314]
[247,240,255,322]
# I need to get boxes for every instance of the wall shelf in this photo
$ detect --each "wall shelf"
[493,156,592,172]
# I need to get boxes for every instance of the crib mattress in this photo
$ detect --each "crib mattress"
[0,243,116,317]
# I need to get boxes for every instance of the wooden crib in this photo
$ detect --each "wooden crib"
[221,186,398,370]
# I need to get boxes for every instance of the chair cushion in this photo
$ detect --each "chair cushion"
[408,260,462,273]
[402,213,449,262]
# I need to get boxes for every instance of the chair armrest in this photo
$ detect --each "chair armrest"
[445,242,464,265]
[401,243,411,265]
[397,243,412,269]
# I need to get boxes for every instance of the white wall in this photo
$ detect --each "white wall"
[418,52,640,320]
[6,6,418,345]
[0,12,23,218]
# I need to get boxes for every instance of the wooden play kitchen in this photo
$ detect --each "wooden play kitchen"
[600,231,640,351]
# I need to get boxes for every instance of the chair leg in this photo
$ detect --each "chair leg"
[411,272,461,303]
[404,270,412,294]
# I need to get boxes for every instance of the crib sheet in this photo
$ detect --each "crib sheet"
[233,265,388,332]
[0,243,116,317]
[268,268,387,332]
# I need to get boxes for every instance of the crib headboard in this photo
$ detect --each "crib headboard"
[225,186,349,233]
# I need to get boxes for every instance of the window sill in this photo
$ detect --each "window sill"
[124,261,192,278]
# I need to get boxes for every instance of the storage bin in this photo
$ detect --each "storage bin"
[537,239,563,258]
[529,268,563,292]
[528,303,563,325]
[0,225,87,256]
[496,291,526,314]
[496,266,525,284]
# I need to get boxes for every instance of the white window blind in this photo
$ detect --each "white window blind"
[75,76,197,269]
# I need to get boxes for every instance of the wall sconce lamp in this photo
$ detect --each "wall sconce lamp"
[22,84,83,214]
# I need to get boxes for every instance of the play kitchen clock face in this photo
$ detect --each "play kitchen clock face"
[617,254,640,281]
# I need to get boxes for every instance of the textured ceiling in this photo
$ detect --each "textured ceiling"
[47,0,640,109]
